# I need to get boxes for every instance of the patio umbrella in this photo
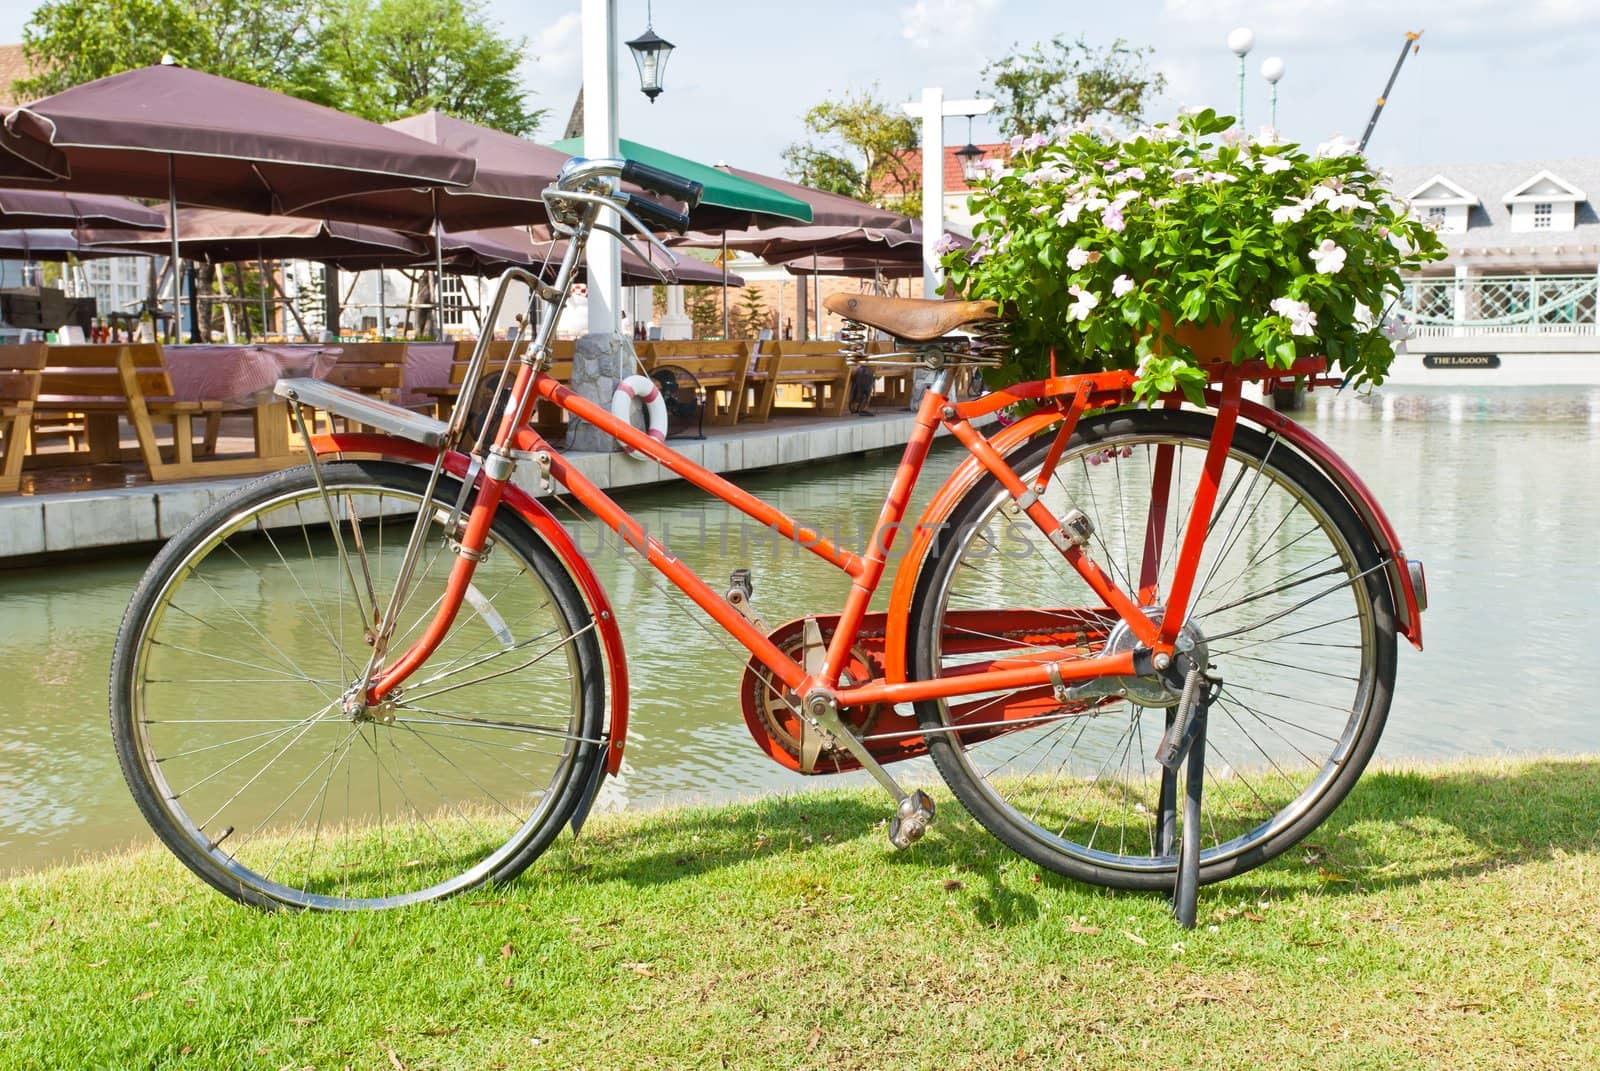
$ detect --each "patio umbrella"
[0,189,165,230]
[82,208,429,264]
[444,227,743,285]
[1,63,475,332]
[0,229,141,261]
[713,165,912,230]
[550,137,812,231]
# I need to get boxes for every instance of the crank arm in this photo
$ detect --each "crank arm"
[801,691,935,849]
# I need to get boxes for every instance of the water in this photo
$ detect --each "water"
[3,387,1598,874]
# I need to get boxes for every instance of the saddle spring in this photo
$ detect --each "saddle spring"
[839,318,870,361]
[967,318,1013,367]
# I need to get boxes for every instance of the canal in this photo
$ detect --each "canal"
[4,385,1599,874]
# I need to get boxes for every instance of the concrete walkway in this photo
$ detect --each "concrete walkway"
[0,409,986,563]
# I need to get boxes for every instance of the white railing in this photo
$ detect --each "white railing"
[1399,274,1598,337]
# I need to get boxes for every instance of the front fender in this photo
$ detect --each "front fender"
[308,433,631,774]
[1204,395,1425,650]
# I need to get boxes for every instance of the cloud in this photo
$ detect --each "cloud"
[900,0,1002,50]
[531,12,583,79]
[1161,0,1600,50]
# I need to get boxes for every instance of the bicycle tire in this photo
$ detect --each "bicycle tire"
[110,460,606,910]
[908,408,1396,890]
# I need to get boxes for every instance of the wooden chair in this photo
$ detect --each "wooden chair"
[639,340,752,425]
[420,340,576,440]
[33,343,292,482]
[0,343,44,493]
[751,341,853,422]
[866,339,914,409]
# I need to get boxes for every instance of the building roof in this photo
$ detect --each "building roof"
[0,44,33,106]
[1387,159,1600,258]
[876,142,1009,199]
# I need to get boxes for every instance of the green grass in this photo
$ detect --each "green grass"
[4,756,1599,1070]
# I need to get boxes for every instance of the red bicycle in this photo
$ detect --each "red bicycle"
[110,158,1426,914]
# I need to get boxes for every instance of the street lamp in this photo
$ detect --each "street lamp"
[1260,56,1285,130]
[626,2,674,103]
[1228,26,1254,128]
[955,114,985,185]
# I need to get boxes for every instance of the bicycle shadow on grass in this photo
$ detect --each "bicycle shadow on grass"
[552,759,1600,924]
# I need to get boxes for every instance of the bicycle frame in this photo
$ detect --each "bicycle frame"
[360,350,1283,719]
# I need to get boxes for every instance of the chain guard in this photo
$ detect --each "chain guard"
[741,616,886,773]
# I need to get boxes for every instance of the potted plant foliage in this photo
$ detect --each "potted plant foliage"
[940,108,1445,401]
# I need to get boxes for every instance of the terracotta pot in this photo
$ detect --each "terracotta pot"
[1165,316,1237,363]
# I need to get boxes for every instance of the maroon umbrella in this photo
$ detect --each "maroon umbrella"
[0,229,143,261]
[457,227,742,286]
[82,208,428,263]
[0,188,166,230]
[714,165,913,230]
[0,65,475,222]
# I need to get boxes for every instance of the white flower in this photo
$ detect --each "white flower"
[1255,125,1281,146]
[1270,297,1318,337]
[1101,204,1126,232]
[1029,204,1051,217]
[1204,171,1237,184]
[1066,284,1100,322]
[1067,246,1094,270]
[1316,134,1361,158]
[1113,189,1139,206]
[1112,274,1136,298]
[1259,155,1292,175]
[1056,199,1086,225]
[1310,238,1347,274]
[1272,199,1309,225]
[1308,184,1338,205]
[1326,191,1374,213]
[1171,167,1199,184]
[1083,194,1110,212]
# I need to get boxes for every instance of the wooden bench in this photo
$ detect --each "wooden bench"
[639,340,753,425]
[33,343,292,482]
[751,341,853,422]
[421,340,576,440]
[0,343,44,493]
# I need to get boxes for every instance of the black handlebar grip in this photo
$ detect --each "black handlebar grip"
[622,192,692,234]
[620,160,704,209]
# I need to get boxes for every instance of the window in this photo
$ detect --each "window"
[1533,202,1553,229]
[439,273,469,329]
[1427,206,1447,222]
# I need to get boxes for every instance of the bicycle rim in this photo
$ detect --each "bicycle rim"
[111,462,603,909]
[910,409,1395,889]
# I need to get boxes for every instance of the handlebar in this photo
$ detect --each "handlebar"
[621,192,691,234]
[620,159,704,208]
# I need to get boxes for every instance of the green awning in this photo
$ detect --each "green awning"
[551,137,813,226]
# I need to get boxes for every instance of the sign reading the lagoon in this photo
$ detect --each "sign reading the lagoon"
[1424,354,1502,369]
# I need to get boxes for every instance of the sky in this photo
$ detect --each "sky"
[5,0,1600,177]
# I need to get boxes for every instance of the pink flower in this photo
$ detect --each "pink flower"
[1270,296,1318,336]
[1066,284,1100,322]
[1067,246,1094,270]
[1310,239,1347,274]
[932,232,960,254]
[1101,204,1126,232]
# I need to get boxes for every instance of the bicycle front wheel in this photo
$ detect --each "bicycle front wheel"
[908,408,1396,890]
[110,461,606,910]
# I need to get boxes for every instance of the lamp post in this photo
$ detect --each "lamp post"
[625,2,674,103]
[955,114,986,185]
[1227,26,1254,128]
[902,90,994,297]
[1260,56,1285,130]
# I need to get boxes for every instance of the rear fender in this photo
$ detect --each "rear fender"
[309,433,631,773]
[1207,395,1424,650]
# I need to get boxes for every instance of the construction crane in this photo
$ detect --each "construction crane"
[1359,30,1424,152]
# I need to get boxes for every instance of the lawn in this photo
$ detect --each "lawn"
[3,756,1597,1070]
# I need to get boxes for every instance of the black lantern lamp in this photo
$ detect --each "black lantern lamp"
[955,114,985,184]
[626,3,674,103]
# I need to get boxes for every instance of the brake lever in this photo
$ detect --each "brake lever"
[593,222,676,283]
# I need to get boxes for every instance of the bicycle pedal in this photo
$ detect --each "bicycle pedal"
[887,790,936,850]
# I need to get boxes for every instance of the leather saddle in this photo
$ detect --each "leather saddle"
[823,293,1000,342]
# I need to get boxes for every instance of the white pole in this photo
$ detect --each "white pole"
[582,0,622,335]
[904,92,994,300]
[918,87,943,298]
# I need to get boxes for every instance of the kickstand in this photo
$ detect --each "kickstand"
[1155,665,1217,930]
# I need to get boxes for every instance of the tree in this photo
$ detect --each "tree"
[782,86,920,215]
[15,0,542,138]
[318,0,543,135]
[17,0,328,101]
[684,286,720,340]
[983,35,1167,138]
[733,286,768,339]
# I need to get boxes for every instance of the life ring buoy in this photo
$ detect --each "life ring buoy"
[611,374,668,458]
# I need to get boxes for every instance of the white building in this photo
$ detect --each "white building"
[1388,159,1600,385]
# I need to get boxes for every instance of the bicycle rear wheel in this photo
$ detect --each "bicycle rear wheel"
[110,460,605,909]
[908,408,1395,890]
